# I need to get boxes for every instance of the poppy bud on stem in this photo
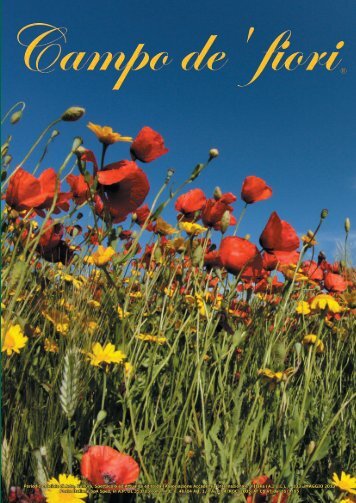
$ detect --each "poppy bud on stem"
[344,217,351,234]
[61,106,86,122]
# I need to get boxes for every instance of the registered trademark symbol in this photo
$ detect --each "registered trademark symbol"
[340,67,347,74]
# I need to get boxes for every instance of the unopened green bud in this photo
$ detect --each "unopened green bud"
[306,440,316,456]
[61,106,85,122]
[345,217,351,234]
[51,130,60,139]
[96,410,107,423]
[154,246,162,262]
[190,163,204,182]
[220,210,231,234]
[72,137,83,153]
[321,209,328,220]
[3,154,12,167]
[165,168,175,183]
[214,186,222,200]
[192,244,203,265]
[209,148,219,160]
[10,110,23,124]
[294,342,302,356]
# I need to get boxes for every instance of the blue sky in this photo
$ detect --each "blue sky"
[2,0,356,260]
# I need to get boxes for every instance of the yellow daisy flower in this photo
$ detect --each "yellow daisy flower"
[45,473,87,502]
[87,122,133,145]
[302,334,325,353]
[136,334,167,345]
[179,221,208,236]
[44,338,59,353]
[87,342,126,367]
[117,306,132,319]
[296,300,311,315]
[85,245,116,267]
[332,472,356,494]
[310,294,342,313]
[1,323,28,355]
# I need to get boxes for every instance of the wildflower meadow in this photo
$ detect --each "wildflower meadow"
[1,104,355,502]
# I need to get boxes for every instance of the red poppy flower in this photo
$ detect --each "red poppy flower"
[204,249,223,269]
[301,260,324,281]
[38,220,64,253]
[219,236,262,275]
[241,176,272,204]
[67,174,93,204]
[130,126,168,163]
[6,168,71,213]
[41,240,74,265]
[201,192,237,231]
[260,212,299,252]
[324,272,348,292]
[133,204,154,231]
[81,445,140,485]
[80,149,99,174]
[96,161,150,223]
[254,275,284,293]
[245,475,289,503]
[262,250,300,271]
[175,188,207,215]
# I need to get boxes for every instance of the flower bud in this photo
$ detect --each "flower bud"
[72,136,83,153]
[306,440,316,456]
[220,210,231,234]
[165,168,175,183]
[213,186,222,200]
[131,213,138,222]
[184,435,193,444]
[51,129,60,139]
[209,148,219,160]
[294,342,302,356]
[244,234,251,240]
[61,106,85,122]
[345,217,351,234]
[189,163,204,182]
[3,154,12,167]
[320,208,328,220]
[96,410,107,423]
[10,110,23,124]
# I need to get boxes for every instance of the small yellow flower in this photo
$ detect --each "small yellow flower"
[301,233,318,247]
[62,274,84,289]
[154,217,178,235]
[195,294,208,317]
[87,122,133,145]
[332,472,356,494]
[44,338,59,353]
[136,334,167,345]
[45,473,88,502]
[296,301,311,315]
[87,299,101,309]
[87,342,126,367]
[124,361,134,376]
[258,368,295,384]
[117,306,132,319]
[129,291,142,299]
[310,294,342,313]
[86,245,116,267]
[1,323,28,355]
[179,221,208,236]
[340,498,354,503]
[302,334,325,353]
[87,321,98,335]
[164,287,175,297]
